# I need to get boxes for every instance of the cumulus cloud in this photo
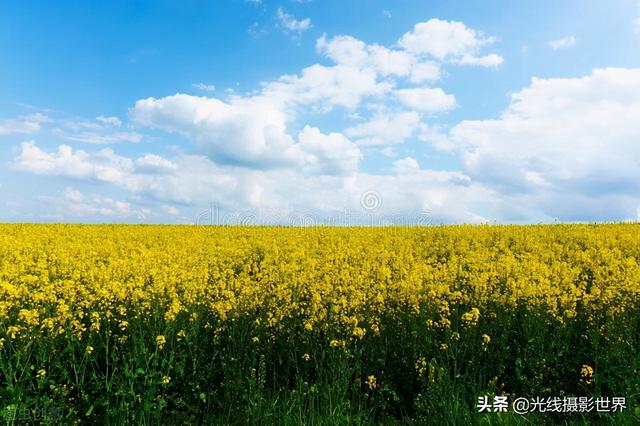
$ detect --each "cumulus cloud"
[96,116,122,126]
[393,157,420,174]
[60,187,148,219]
[131,94,361,174]
[297,126,361,175]
[317,34,443,83]
[130,19,496,171]
[394,88,456,114]
[547,35,576,50]
[0,113,51,135]
[134,154,178,173]
[449,67,640,221]
[13,140,486,223]
[346,111,420,145]
[398,18,503,66]
[263,63,392,111]
[13,141,239,205]
[346,169,484,224]
[379,147,397,157]
[10,18,511,224]
[317,34,414,78]
[14,142,136,183]
[409,61,442,83]
[132,94,300,167]
[192,83,216,92]
[417,123,453,151]
[453,53,503,67]
[276,8,311,34]
[162,205,181,216]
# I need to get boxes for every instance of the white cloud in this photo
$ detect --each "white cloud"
[0,113,50,135]
[398,18,502,66]
[417,123,454,151]
[547,35,576,50]
[453,53,503,67]
[346,170,483,224]
[297,126,361,175]
[14,141,240,205]
[60,187,147,219]
[96,116,122,126]
[0,113,139,144]
[380,147,397,157]
[13,141,486,223]
[9,18,517,224]
[135,154,178,173]
[317,34,442,83]
[132,94,300,167]
[394,88,456,114]
[14,142,135,184]
[62,187,84,203]
[59,130,142,144]
[128,21,489,177]
[409,61,442,83]
[263,63,392,111]
[317,35,413,78]
[393,157,420,174]
[277,8,311,34]
[449,67,640,221]
[132,94,361,175]
[162,205,180,216]
[192,83,216,92]
[634,17,640,33]
[53,116,142,144]
[346,111,420,145]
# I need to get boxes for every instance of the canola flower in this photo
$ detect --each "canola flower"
[415,357,428,376]
[156,335,166,350]
[366,375,377,390]
[0,223,639,422]
[581,364,594,385]
[1,223,639,356]
[461,308,481,326]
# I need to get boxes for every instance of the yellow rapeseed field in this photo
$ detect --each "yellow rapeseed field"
[1,223,639,423]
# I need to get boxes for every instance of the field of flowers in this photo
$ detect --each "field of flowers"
[1,224,639,423]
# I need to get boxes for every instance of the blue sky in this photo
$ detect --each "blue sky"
[1,0,640,224]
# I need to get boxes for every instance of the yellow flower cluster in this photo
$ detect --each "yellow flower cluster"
[0,223,639,354]
[461,308,481,326]
[156,335,166,350]
[366,375,377,390]
[580,364,594,385]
